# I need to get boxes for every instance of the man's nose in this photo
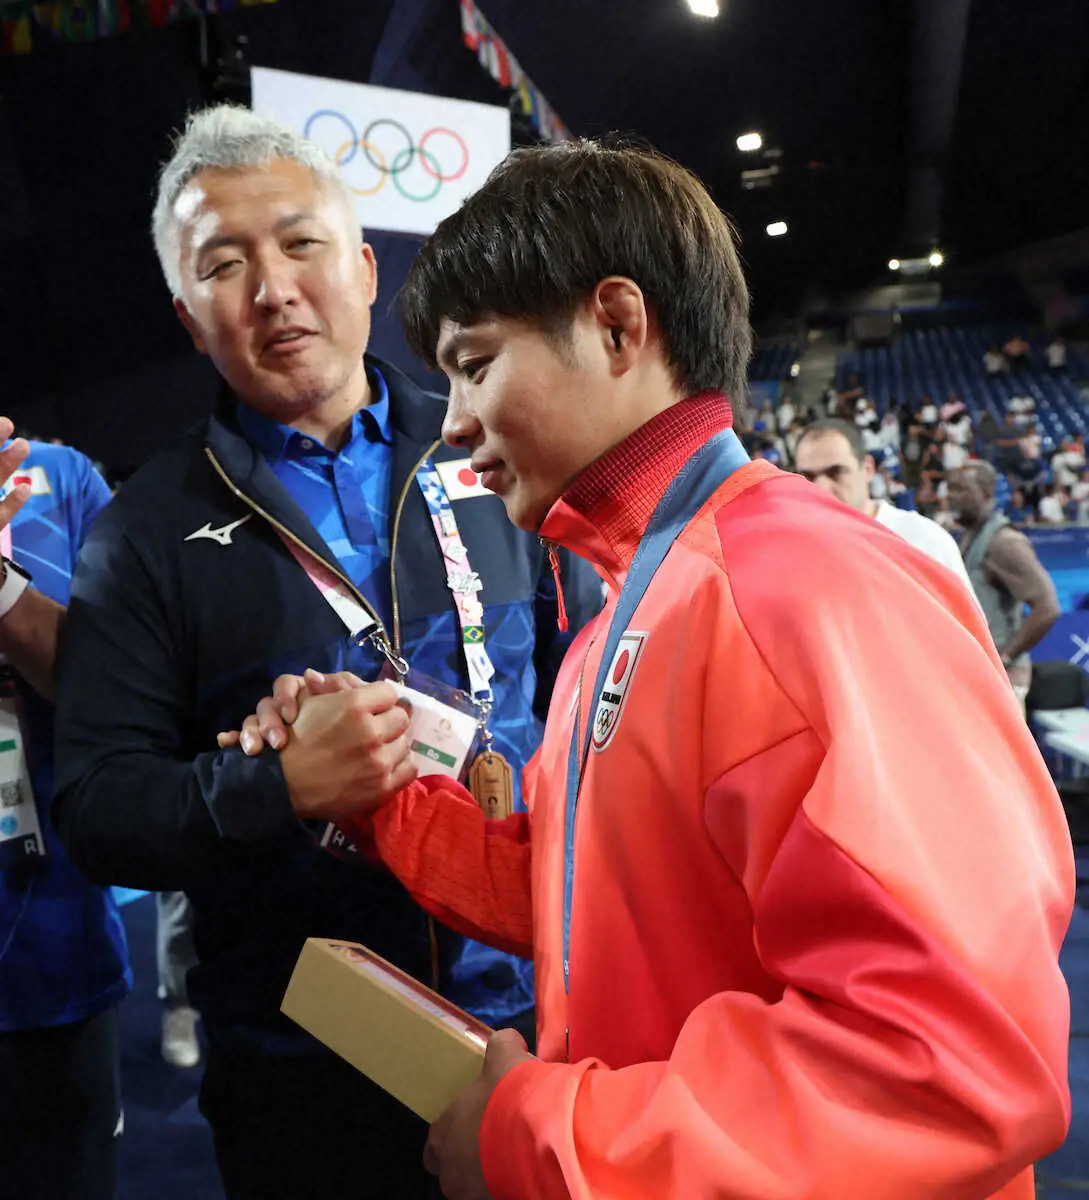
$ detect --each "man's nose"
[442,390,480,449]
[253,256,299,310]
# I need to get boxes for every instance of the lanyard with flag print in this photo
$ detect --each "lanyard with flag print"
[281,459,512,818]
[414,458,496,705]
[414,459,514,819]
[562,428,750,998]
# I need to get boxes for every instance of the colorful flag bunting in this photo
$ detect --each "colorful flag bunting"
[459,0,569,144]
[0,0,275,52]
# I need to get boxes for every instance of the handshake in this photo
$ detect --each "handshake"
[218,669,423,825]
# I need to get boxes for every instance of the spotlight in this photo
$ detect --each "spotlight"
[687,0,719,16]
[736,131,763,152]
[929,250,944,268]
[766,221,788,238]
[888,258,901,271]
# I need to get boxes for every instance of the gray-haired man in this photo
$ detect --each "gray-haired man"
[53,106,600,1199]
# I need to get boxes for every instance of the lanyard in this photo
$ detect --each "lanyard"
[283,458,495,706]
[415,458,496,705]
[561,428,749,992]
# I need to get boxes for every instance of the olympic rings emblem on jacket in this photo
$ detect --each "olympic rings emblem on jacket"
[305,110,470,203]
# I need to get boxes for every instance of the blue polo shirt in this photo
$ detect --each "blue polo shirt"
[236,368,536,1023]
[236,367,394,627]
[0,442,132,1031]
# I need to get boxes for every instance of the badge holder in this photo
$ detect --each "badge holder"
[377,664,514,818]
[0,676,46,870]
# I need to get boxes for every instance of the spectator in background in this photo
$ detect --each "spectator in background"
[995,411,1025,472]
[837,370,864,409]
[984,345,1010,376]
[917,394,939,428]
[949,462,1061,710]
[775,392,795,435]
[975,409,1000,461]
[793,419,973,590]
[1007,487,1033,527]
[1037,483,1068,525]
[941,426,970,475]
[1073,466,1089,523]
[1046,336,1067,374]
[0,418,132,1200]
[1051,436,1085,491]
[1019,422,1043,465]
[879,407,901,453]
[1007,393,1036,427]
[942,398,972,449]
[1003,332,1032,372]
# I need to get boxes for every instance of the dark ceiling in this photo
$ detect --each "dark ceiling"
[487,0,1089,319]
[0,0,1086,463]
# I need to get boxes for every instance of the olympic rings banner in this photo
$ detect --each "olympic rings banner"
[252,67,510,238]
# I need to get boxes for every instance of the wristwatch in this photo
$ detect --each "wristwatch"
[0,556,31,620]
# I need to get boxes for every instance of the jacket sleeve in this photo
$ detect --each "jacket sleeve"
[477,509,1073,1199]
[368,772,534,959]
[52,509,299,892]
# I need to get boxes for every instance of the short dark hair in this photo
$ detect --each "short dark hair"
[795,418,867,464]
[399,138,752,402]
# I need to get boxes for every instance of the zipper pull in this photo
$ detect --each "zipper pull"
[545,543,569,634]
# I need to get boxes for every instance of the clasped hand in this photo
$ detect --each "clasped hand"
[220,668,417,822]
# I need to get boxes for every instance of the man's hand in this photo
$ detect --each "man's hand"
[423,1028,533,1199]
[0,418,32,535]
[278,679,417,822]
[217,668,366,754]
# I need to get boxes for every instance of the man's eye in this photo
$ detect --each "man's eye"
[289,238,320,250]
[203,259,241,280]
[460,359,488,381]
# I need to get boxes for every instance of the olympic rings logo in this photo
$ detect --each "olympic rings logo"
[305,110,471,204]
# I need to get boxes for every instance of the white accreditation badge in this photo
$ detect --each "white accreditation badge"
[0,694,46,865]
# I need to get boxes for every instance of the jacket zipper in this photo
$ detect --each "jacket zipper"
[389,439,443,657]
[204,448,408,674]
[541,535,620,598]
[385,438,444,990]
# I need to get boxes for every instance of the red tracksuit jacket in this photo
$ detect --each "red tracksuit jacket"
[368,393,1072,1198]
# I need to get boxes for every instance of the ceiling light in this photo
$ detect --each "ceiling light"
[888,258,901,271]
[766,221,788,238]
[687,0,720,16]
[929,250,944,268]
[736,131,763,152]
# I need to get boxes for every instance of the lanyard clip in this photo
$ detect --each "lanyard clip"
[360,629,409,680]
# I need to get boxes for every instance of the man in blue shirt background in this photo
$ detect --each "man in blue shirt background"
[0,422,132,1200]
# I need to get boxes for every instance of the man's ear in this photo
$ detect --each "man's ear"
[174,298,207,355]
[588,277,648,375]
[864,454,877,482]
[361,242,379,306]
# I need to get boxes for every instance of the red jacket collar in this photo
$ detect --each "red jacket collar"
[539,392,733,581]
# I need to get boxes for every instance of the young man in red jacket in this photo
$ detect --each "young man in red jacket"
[241,140,1073,1199]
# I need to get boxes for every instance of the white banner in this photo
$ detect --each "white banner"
[251,67,510,238]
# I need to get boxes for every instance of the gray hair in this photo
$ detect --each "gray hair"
[152,103,357,299]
